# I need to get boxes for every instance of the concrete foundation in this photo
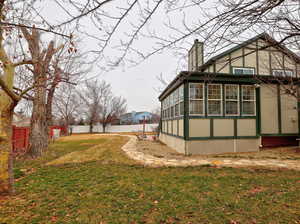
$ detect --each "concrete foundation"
[159,133,186,154]
[160,133,260,155]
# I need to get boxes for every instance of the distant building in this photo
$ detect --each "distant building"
[12,112,30,127]
[120,111,156,124]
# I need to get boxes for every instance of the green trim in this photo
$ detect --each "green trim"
[213,62,216,73]
[277,85,282,134]
[183,82,189,140]
[188,116,256,119]
[234,119,238,137]
[159,72,300,100]
[161,131,185,139]
[204,83,208,116]
[261,133,299,137]
[256,87,261,135]
[188,136,259,140]
[210,119,213,137]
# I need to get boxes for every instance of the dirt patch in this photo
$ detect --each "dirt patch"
[136,140,186,159]
[136,140,300,161]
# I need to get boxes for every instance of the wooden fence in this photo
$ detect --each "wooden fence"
[12,125,67,156]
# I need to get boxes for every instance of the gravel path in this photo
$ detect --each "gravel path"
[120,135,300,170]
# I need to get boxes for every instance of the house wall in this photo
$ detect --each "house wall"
[207,38,299,75]
[188,118,257,139]
[159,133,186,154]
[186,138,259,155]
[260,84,298,135]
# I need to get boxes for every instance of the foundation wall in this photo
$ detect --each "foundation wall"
[186,138,260,155]
[159,133,186,154]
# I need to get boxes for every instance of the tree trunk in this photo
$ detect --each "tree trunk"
[89,122,93,133]
[46,91,54,127]
[0,94,15,195]
[27,76,48,158]
[102,123,106,133]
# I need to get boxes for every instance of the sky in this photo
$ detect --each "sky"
[25,1,258,113]
[38,1,202,113]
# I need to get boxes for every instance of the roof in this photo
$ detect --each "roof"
[158,32,300,100]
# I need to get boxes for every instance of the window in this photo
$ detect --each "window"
[242,85,256,115]
[225,85,239,115]
[233,67,255,75]
[207,84,222,115]
[179,85,184,116]
[189,83,204,115]
[272,69,294,77]
[170,93,174,118]
[174,89,179,117]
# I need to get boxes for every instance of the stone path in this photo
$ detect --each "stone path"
[120,135,300,170]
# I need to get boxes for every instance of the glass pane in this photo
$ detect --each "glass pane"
[189,100,203,114]
[175,104,179,116]
[180,101,184,115]
[243,69,254,75]
[190,83,203,99]
[225,85,238,100]
[233,68,244,75]
[208,85,221,100]
[242,101,255,115]
[208,101,222,115]
[234,68,254,75]
[242,86,255,100]
[225,101,238,115]
[179,85,184,101]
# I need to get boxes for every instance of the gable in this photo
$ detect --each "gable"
[201,34,300,76]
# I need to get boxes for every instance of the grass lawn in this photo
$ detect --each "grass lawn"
[1,134,300,224]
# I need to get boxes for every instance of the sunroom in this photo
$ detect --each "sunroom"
[160,73,260,155]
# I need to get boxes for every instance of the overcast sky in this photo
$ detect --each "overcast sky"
[37,1,254,113]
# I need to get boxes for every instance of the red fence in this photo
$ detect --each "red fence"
[12,126,30,155]
[12,125,67,155]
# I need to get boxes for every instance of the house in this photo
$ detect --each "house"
[159,33,300,155]
[120,111,154,124]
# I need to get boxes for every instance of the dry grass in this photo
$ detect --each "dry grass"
[47,135,133,166]
[1,134,300,224]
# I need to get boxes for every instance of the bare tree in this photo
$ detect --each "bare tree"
[53,84,82,133]
[78,80,110,133]
[20,27,65,158]
[99,90,127,133]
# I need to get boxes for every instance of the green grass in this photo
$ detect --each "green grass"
[1,135,300,224]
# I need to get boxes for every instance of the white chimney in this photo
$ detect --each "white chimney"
[188,39,204,71]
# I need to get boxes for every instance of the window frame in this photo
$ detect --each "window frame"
[224,84,240,116]
[241,85,256,116]
[232,67,255,75]
[189,83,205,116]
[207,84,223,116]
[272,69,295,77]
